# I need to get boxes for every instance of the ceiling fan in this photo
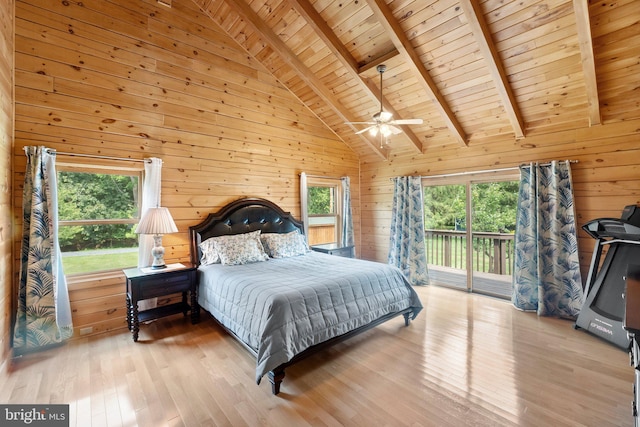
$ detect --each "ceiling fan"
[346,64,423,144]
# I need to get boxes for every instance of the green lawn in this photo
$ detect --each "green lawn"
[62,251,138,275]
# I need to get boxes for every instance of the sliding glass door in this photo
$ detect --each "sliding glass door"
[423,172,518,298]
[424,183,468,291]
[469,181,518,298]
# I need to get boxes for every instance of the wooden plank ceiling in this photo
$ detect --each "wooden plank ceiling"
[190,0,639,160]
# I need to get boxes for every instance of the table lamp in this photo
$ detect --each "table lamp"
[136,207,178,269]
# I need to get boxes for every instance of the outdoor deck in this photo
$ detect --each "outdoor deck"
[427,265,512,299]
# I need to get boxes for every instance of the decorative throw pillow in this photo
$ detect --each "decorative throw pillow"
[260,230,309,259]
[213,230,269,265]
[199,237,220,265]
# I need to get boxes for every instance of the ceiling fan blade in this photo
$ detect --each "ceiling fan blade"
[389,125,403,135]
[355,126,375,135]
[391,119,424,125]
[345,121,377,125]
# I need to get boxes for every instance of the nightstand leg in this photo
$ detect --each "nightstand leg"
[182,292,188,316]
[131,301,139,342]
[191,287,199,324]
[126,295,132,331]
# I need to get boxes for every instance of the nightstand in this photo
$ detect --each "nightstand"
[311,243,355,258]
[123,263,199,342]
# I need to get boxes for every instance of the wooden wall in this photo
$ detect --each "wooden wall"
[9,0,639,346]
[0,1,14,362]
[12,0,360,339]
[360,119,640,282]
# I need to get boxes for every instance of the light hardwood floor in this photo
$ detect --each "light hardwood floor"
[0,285,632,426]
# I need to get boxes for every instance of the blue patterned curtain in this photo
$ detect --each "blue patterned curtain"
[512,161,584,317]
[388,176,430,286]
[299,172,309,237]
[14,146,73,354]
[341,176,354,249]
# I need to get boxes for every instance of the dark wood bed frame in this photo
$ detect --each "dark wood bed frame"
[189,197,413,395]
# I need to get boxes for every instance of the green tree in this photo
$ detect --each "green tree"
[423,181,518,273]
[423,181,518,232]
[471,182,518,233]
[58,171,139,251]
[423,185,466,230]
[308,186,333,214]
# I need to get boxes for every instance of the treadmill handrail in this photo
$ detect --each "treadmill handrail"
[601,239,640,246]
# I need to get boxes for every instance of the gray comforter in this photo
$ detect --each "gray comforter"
[197,251,423,383]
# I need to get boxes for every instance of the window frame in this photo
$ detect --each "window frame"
[56,160,144,276]
[302,176,343,246]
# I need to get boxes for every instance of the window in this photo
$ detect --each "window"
[303,177,343,246]
[57,164,143,275]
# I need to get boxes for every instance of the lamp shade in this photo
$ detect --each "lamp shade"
[135,207,178,235]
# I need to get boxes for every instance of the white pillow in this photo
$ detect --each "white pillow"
[260,230,309,259]
[199,237,220,265]
[212,230,269,265]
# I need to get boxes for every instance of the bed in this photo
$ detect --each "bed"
[189,197,423,395]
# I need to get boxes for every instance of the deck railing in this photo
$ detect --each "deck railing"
[425,230,515,275]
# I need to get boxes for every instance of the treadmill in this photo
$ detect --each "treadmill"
[575,204,640,349]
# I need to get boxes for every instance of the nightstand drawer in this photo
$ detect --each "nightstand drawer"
[325,246,353,257]
[311,244,354,258]
[137,272,193,299]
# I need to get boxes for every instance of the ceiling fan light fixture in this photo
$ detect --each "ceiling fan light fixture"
[345,64,422,145]
[374,111,393,122]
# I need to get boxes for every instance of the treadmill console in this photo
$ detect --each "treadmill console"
[582,205,640,241]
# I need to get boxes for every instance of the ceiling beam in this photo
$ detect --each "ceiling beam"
[287,0,359,72]
[287,0,422,153]
[366,0,469,147]
[357,49,399,74]
[572,0,601,126]
[194,0,389,159]
[458,0,525,140]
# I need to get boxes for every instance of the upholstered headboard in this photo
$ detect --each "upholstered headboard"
[189,197,304,266]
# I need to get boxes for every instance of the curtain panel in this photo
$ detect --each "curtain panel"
[299,172,309,237]
[388,176,430,286]
[137,158,162,311]
[512,161,584,317]
[138,157,163,268]
[341,176,354,249]
[14,146,73,353]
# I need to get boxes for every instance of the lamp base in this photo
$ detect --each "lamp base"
[151,234,167,269]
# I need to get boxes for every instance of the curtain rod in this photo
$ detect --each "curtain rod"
[389,160,578,181]
[300,173,344,180]
[43,148,149,163]
[520,159,578,167]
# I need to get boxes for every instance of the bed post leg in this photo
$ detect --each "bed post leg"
[403,312,411,326]
[268,369,285,395]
